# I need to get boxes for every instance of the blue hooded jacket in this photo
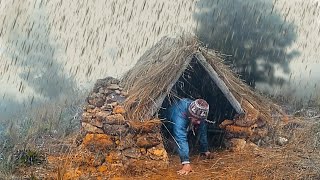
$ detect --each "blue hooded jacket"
[167,98,209,164]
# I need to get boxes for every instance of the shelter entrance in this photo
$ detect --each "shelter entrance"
[159,57,237,153]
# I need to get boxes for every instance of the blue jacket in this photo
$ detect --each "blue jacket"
[167,98,208,164]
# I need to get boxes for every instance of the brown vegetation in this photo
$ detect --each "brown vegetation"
[6,116,320,179]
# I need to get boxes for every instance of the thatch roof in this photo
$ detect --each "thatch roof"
[121,35,284,123]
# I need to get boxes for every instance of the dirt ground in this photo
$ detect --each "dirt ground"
[11,117,320,180]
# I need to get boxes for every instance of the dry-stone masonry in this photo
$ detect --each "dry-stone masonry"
[77,77,168,175]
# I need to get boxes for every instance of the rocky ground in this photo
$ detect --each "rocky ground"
[4,115,319,180]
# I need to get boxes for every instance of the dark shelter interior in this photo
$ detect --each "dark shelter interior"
[159,57,237,153]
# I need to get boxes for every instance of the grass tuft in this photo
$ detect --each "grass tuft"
[14,149,45,167]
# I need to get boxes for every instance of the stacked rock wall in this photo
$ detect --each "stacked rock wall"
[219,108,269,147]
[77,77,168,175]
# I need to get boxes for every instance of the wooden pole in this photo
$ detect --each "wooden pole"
[194,52,245,114]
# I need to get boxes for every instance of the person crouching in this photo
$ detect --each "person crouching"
[167,98,213,175]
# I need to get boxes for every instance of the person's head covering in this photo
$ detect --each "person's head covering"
[188,99,209,119]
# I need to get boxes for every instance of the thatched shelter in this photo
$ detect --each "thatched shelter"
[121,35,285,140]
[78,35,286,175]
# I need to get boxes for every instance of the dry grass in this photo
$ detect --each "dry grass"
[121,35,199,121]
[2,103,319,179]
[132,117,320,180]
[0,94,84,177]
[121,35,286,123]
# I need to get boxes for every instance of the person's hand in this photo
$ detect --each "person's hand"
[177,164,192,175]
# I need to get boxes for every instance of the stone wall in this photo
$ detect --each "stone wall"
[77,77,168,175]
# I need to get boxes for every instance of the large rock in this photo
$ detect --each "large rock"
[224,125,253,137]
[107,84,120,90]
[82,112,94,120]
[219,119,234,129]
[87,93,105,107]
[95,111,112,122]
[106,114,127,125]
[96,112,126,125]
[128,119,161,133]
[147,145,168,161]
[103,124,128,136]
[81,122,104,133]
[82,134,114,152]
[85,107,102,114]
[92,77,120,93]
[122,148,141,159]
[117,133,135,150]
[136,133,161,148]
[82,113,104,128]
[105,93,126,104]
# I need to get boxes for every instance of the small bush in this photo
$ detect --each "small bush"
[14,149,45,167]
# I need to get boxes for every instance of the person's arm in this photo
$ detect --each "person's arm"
[198,120,209,153]
[173,116,190,164]
[170,99,194,175]
[198,120,214,159]
[172,114,193,175]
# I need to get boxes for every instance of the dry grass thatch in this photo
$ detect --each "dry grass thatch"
[121,35,285,122]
